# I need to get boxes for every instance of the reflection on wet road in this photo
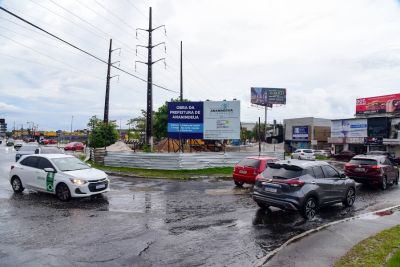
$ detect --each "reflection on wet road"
[0,146,399,266]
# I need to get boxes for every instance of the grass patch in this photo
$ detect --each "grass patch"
[385,249,400,267]
[335,225,400,267]
[315,155,330,160]
[91,163,233,180]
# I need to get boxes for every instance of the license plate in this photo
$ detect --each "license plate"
[355,168,365,172]
[239,170,247,174]
[96,183,106,189]
[264,187,277,193]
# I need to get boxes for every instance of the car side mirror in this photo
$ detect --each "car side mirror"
[340,173,346,179]
[44,168,56,173]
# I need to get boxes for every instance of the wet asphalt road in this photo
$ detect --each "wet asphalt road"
[1,145,400,266]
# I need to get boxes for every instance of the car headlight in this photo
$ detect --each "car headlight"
[70,178,88,185]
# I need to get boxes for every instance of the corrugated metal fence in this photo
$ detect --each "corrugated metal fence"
[104,152,285,170]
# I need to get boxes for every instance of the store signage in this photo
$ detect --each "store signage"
[356,93,400,114]
[292,126,309,140]
[331,119,368,138]
[364,137,383,145]
[167,102,204,139]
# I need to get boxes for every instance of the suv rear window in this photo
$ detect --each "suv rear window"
[237,158,260,168]
[262,163,304,179]
[303,150,313,153]
[349,159,378,165]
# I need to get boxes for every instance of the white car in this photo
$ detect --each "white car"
[291,149,316,160]
[9,154,110,201]
[313,149,331,157]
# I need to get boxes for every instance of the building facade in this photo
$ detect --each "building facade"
[0,119,6,138]
[284,117,331,152]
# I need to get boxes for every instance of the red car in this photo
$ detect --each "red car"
[41,139,57,145]
[332,150,356,162]
[64,142,85,151]
[344,155,399,190]
[233,156,277,186]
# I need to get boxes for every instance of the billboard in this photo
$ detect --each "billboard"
[331,119,368,138]
[167,102,203,139]
[292,126,309,140]
[203,101,240,140]
[368,117,390,138]
[356,93,400,114]
[251,88,286,106]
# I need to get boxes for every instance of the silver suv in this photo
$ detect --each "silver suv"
[252,160,356,219]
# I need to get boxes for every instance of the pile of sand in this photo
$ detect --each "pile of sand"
[106,141,132,152]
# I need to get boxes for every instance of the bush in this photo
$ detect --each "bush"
[88,121,119,148]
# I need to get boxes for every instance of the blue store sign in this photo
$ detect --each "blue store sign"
[167,102,204,139]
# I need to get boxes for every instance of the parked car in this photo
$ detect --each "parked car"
[365,151,400,165]
[313,150,331,157]
[252,160,356,219]
[10,154,110,201]
[344,155,399,190]
[332,150,356,162]
[233,156,277,186]
[14,140,24,151]
[64,142,85,151]
[15,144,39,162]
[35,146,64,155]
[6,138,15,146]
[41,139,57,145]
[291,149,316,161]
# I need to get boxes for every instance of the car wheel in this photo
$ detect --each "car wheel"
[234,181,244,187]
[343,187,355,207]
[56,183,71,201]
[302,197,317,220]
[11,176,24,193]
[395,175,399,185]
[256,202,269,210]
[381,176,387,191]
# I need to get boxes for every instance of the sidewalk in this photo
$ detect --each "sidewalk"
[261,208,400,267]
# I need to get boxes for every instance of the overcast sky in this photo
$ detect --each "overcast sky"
[1,0,400,131]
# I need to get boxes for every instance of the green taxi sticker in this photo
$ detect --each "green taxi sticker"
[46,172,55,192]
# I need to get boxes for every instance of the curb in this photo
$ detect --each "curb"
[255,204,400,267]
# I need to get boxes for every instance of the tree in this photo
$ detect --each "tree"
[88,120,119,148]
[87,115,101,131]
[126,109,146,142]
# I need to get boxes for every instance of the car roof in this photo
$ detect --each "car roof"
[30,154,74,159]
[352,155,385,160]
[272,159,329,169]
[246,156,277,160]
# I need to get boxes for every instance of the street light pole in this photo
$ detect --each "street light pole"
[70,115,74,142]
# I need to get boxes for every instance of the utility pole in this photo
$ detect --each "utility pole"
[103,39,121,124]
[180,41,183,102]
[70,115,73,142]
[135,7,166,149]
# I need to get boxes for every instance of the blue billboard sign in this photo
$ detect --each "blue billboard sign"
[167,102,204,139]
[292,126,309,140]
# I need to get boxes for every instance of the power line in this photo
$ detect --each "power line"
[0,6,177,93]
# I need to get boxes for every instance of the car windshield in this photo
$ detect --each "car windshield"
[52,157,90,171]
[237,158,260,168]
[19,146,37,151]
[349,159,378,165]
[262,163,304,179]
[303,150,313,153]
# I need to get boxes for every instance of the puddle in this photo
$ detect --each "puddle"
[205,187,251,196]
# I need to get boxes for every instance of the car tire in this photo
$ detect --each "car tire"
[234,181,244,187]
[256,202,269,210]
[11,176,24,193]
[56,183,71,201]
[395,175,399,185]
[343,187,356,207]
[302,197,317,220]
[381,176,388,191]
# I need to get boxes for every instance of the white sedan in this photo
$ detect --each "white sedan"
[291,149,316,160]
[9,154,110,201]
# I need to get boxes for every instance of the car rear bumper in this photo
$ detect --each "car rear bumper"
[347,175,382,184]
[233,173,256,184]
[252,191,300,211]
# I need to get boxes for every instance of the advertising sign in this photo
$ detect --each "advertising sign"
[292,126,309,140]
[203,101,240,140]
[356,93,400,114]
[251,87,286,106]
[364,137,383,145]
[331,119,368,138]
[167,102,203,139]
[368,117,390,138]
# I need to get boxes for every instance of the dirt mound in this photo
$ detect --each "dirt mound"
[106,141,132,152]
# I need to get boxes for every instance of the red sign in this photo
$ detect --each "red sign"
[356,93,400,114]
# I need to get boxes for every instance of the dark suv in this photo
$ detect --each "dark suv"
[344,155,399,190]
[252,160,356,219]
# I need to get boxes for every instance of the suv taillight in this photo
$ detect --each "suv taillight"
[284,178,305,187]
[301,152,305,155]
